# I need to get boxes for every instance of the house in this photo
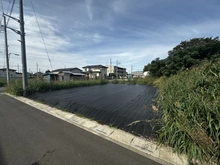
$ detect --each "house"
[52,67,82,73]
[43,67,85,82]
[82,65,107,79]
[16,72,22,79]
[43,72,59,82]
[33,72,44,78]
[106,65,127,78]
[0,68,20,79]
[57,71,85,81]
[27,72,34,78]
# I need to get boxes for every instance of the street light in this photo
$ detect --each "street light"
[9,53,19,61]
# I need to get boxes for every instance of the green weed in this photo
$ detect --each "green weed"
[0,79,7,87]
[157,60,220,164]
[6,79,108,96]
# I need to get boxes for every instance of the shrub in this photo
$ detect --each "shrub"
[110,76,161,86]
[0,79,7,87]
[6,79,108,96]
[6,79,23,96]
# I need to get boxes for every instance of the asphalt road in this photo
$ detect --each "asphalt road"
[0,89,161,165]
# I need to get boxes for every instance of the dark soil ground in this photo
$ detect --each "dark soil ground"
[27,84,159,138]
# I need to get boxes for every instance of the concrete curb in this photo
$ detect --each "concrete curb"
[7,94,189,165]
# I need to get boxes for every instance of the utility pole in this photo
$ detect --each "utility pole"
[19,0,28,95]
[116,60,118,79]
[17,64,19,72]
[36,62,38,79]
[3,15,10,84]
[110,58,112,78]
[131,65,133,78]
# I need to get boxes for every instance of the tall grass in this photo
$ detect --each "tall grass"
[6,79,108,96]
[157,60,220,164]
[110,76,163,87]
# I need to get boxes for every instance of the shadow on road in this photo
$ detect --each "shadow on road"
[0,142,7,165]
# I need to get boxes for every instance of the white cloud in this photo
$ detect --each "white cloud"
[1,0,219,74]
[112,0,129,13]
[0,13,87,72]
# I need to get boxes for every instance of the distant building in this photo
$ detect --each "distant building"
[33,72,44,78]
[106,65,127,78]
[131,71,143,78]
[0,68,21,79]
[43,67,85,82]
[82,65,107,79]
[16,72,22,79]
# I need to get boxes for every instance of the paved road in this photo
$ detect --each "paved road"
[0,90,162,165]
[0,87,6,93]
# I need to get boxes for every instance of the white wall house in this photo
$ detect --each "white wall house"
[106,65,127,78]
[82,65,107,79]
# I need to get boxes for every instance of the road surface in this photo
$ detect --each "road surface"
[0,88,162,165]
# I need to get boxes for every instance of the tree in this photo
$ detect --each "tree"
[45,70,51,74]
[144,37,220,77]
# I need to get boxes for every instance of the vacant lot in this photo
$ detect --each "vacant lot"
[28,84,159,138]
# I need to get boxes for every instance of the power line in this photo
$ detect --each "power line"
[5,0,12,15]
[0,0,4,24]
[30,0,53,70]
[0,0,4,13]
[6,0,16,25]
[0,0,16,28]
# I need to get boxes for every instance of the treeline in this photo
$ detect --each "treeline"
[144,37,220,77]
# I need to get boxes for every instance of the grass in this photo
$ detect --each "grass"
[110,76,163,87]
[157,60,220,164]
[6,79,108,96]
[75,113,86,118]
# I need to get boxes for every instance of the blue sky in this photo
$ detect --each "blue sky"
[0,0,219,73]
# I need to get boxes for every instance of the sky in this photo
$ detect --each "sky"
[0,0,219,73]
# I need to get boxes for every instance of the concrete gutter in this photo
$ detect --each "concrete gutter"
[7,94,189,165]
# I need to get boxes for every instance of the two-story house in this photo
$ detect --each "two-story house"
[82,65,107,79]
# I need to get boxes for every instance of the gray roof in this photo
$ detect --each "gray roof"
[62,71,73,74]
[44,71,85,76]
[52,67,82,72]
[0,68,16,71]
[82,65,108,69]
